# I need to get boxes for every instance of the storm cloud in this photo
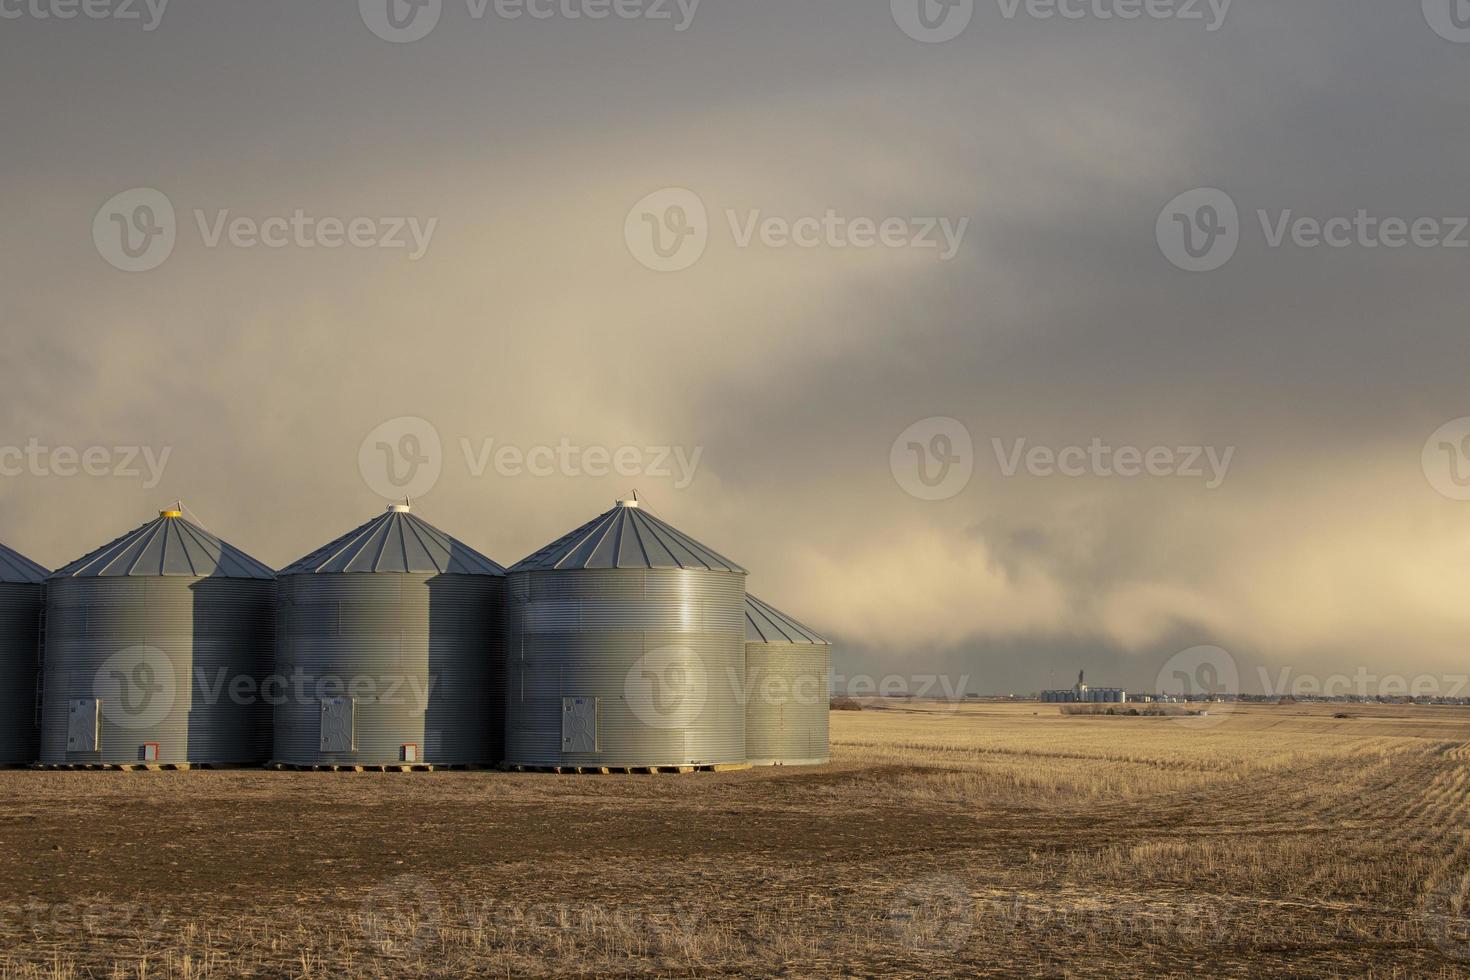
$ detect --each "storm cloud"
[2,0,1467,694]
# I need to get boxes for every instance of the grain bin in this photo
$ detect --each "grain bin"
[273,504,506,767]
[743,594,830,766]
[40,509,276,766]
[0,543,48,765]
[505,499,747,769]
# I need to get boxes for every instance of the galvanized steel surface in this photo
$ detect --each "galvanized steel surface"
[0,578,44,764]
[281,507,506,576]
[511,502,746,573]
[53,514,275,579]
[505,568,747,767]
[744,641,830,766]
[744,594,828,645]
[0,543,48,585]
[743,595,831,767]
[273,572,505,765]
[39,575,276,764]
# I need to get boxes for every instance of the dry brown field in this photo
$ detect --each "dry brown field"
[0,701,1466,978]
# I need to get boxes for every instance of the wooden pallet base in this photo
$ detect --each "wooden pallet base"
[267,762,492,773]
[500,762,752,775]
[31,762,253,772]
[19,761,753,775]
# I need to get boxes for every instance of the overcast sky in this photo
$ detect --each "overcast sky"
[3,0,1468,695]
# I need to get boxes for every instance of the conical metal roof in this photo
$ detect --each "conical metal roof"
[0,542,48,584]
[281,505,505,576]
[745,594,828,645]
[53,510,275,580]
[511,500,746,573]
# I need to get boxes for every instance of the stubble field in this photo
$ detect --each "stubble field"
[0,702,1466,978]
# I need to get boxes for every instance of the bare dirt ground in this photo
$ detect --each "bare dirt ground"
[0,702,1466,978]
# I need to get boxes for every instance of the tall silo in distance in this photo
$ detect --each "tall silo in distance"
[505,499,748,770]
[274,504,506,767]
[0,543,48,765]
[40,509,276,766]
[743,594,831,767]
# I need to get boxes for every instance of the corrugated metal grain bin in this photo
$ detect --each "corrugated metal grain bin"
[273,504,506,767]
[40,509,276,766]
[505,499,747,769]
[744,594,830,766]
[0,543,48,765]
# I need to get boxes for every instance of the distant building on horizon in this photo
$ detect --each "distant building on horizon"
[1041,670,1128,704]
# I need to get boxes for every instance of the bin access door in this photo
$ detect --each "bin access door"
[67,698,100,753]
[561,697,598,754]
[320,697,357,753]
